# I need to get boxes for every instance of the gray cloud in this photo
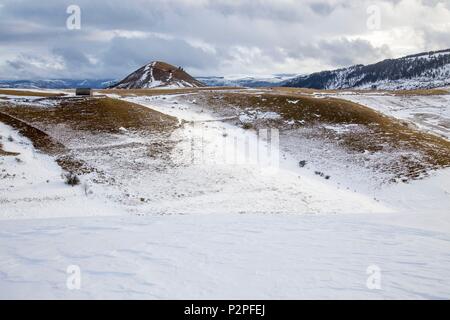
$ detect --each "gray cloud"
[286,38,392,71]
[101,35,220,75]
[309,2,337,16]
[0,0,449,79]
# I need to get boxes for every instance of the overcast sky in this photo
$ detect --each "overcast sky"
[1,0,450,79]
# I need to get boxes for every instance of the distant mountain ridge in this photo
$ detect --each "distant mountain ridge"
[198,74,298,87]
[3,49,450,91]
[111,61,205,89]
[0,79,116,89]
[284,49,450,90]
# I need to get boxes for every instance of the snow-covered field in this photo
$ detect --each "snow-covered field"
[2,212,450,299]
[1,90,450,299]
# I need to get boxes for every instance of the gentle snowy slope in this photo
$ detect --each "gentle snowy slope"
[122,94,392,214]
[1,212,450,299]
[0,122,122,219]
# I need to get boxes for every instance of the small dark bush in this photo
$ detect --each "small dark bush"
[242,123,253,130]
[314,171,331,180]
[314,171,324,177]
[64,172,80,186]
[299,160,307,168]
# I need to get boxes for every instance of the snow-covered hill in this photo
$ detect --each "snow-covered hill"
[111,61,205,89]
[284,49,450,90]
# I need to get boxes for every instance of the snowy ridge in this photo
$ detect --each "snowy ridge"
[285,48,450,90]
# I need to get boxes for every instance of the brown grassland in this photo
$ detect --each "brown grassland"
[0,97,178,134]
[0,89,66,97]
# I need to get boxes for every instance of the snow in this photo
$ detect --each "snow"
[323,124,355,134]
[239,111,281,123]
[119,94,391,215]
[354,74,450,90]
[1,91,450,299]
[118,94,450,214]
[1,212,450,299]
[286,49,450,90]
[378,168,450,214]
[0,122,122,219]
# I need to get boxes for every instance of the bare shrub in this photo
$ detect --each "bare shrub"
[64,172,80,186]
[242,123,253,130]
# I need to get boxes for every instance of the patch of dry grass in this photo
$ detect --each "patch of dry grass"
[1,97,178,134]
[199,91,394,125]
[0,89,65,97]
